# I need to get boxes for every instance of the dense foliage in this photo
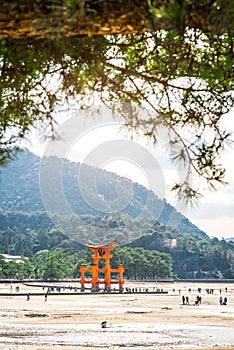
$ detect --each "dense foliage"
[0,209,233,279]
[0,247,172,281]
[128,229,234,279]
[0,209,204,255]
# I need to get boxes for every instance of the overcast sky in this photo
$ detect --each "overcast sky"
[26,106,234,240]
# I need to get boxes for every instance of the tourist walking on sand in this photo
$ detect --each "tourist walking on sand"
[194,295,201,305]
[182,295,185,305]
[219,296,223,305]
[186,296,189,305]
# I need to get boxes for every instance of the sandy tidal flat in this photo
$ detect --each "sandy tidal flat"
[0,281,233,350]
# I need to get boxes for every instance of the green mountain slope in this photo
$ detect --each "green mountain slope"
[0,149,207,243]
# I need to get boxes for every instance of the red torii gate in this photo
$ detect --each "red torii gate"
[80,241,124,292]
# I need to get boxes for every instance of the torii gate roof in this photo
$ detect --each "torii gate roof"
[85,241,120,250]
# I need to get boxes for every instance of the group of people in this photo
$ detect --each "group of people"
[219,296,228,305]
[182,294,228,306]
[182,295,190,305]
[194,295,202,305]
[182,295,202,306]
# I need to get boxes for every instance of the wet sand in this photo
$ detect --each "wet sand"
[0,281,233,350]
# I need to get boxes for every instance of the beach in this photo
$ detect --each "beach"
[0,281,233,350]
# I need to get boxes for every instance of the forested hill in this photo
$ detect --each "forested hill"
[0,148,207,240]
[1,149,234,279]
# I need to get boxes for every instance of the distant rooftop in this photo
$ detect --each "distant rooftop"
[1,254,27,263]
